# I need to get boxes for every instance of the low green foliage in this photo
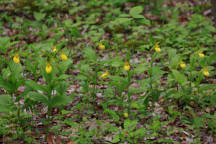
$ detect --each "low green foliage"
[0,0,215,143]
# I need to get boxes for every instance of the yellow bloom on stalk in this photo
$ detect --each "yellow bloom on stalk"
[46,63,52,74]
[100,71,109,79]
[154,43,161,53]
[179,61,186,69]
[203,68,210,77]
[123,112,128,118]
[60,53,68,61]
[198,51,205,59]
[124,61,130,71]
[13,54,20,64]
[53,45,57,52]
[98,43,105,50]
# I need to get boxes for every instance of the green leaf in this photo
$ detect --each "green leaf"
[0,37,10,54]
[131,102,140,109]
[152,89,160,102]
[79,63,91,72]
[112,135,120,143]
[104,109,119,122]
[55,81,68,95]
[119,14,130,18]
[134,64,148,73]
[9,62,23,78]
[129,6,143,17]
[108,57,123,67]
[57,74,70,80]
[199,84,216,91]
[0,95,12,112]
[137,18,151,26]
[28,92,48,104]
[150,66,164,80]
[25,80,48,93]
[33,12,46,21]
[51,95,71,107]
[59,59,73,74]
[132,14,145,19]
[172,69,187,85]
[124,119,138,131]
[168,49,179,69]
[111,18,132,25]
[0,78,15,93]
[83,47,97,62]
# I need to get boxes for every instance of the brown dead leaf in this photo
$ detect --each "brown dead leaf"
[67,141,74,144]
[47,134,54,144]
[56,135,62,144]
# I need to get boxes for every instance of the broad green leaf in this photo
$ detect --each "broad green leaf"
[131,102,140,109]
[83,47,97,61]
[150,66,164,80]
[168,49,179,69]
[124,119,138,130]
[55,81,68,95]
[119,14,130,17]
[111,18,132,25]
[172,69,187,85]
[51,95,71,107]
[134,64,148,73]
[137,18,151,26]
[112,135,120,143]
[129,6,143,17]
[33,12,46,21]
[28,92,48,104]
[57,74,70,80]
[79,63,91,72]
[133,128,147,137]
[59,59,73,74]
[0,78,14,93]
[152,89,161,102]
[0,37,10,54]
[132,14,145,19]
[25,80,48,93]
[108,57,123,67]
[199,84,216,91]
[104,109,119,122]
[0,95,12,112]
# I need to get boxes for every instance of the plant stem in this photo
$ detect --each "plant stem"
[127,71,131,115]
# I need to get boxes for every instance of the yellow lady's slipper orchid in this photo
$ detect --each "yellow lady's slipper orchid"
[46,63,52,74]
[13,54,20,64]
[98,43,105,50]
[100,71,109,79]
[123,112,128,118]
[179,61,186,69]
[203,68,210,77]
[60,53,68,61]
[154,43,161,53]
[124,61,130,71]
[198,51,205,59]
[53,45,57,52]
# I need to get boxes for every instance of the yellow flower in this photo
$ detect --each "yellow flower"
[98,43,105,50]
[124,61,130,71]
[53,45,57,52]
[100,71,109,79]
[123,112,128,118]
[60,53,68,61]
[154,43,161,53]
[46,63,52,74]
[203,68,210,77]
[179,61,186,69]
[198,51,205,59]
[13,54,20,64]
